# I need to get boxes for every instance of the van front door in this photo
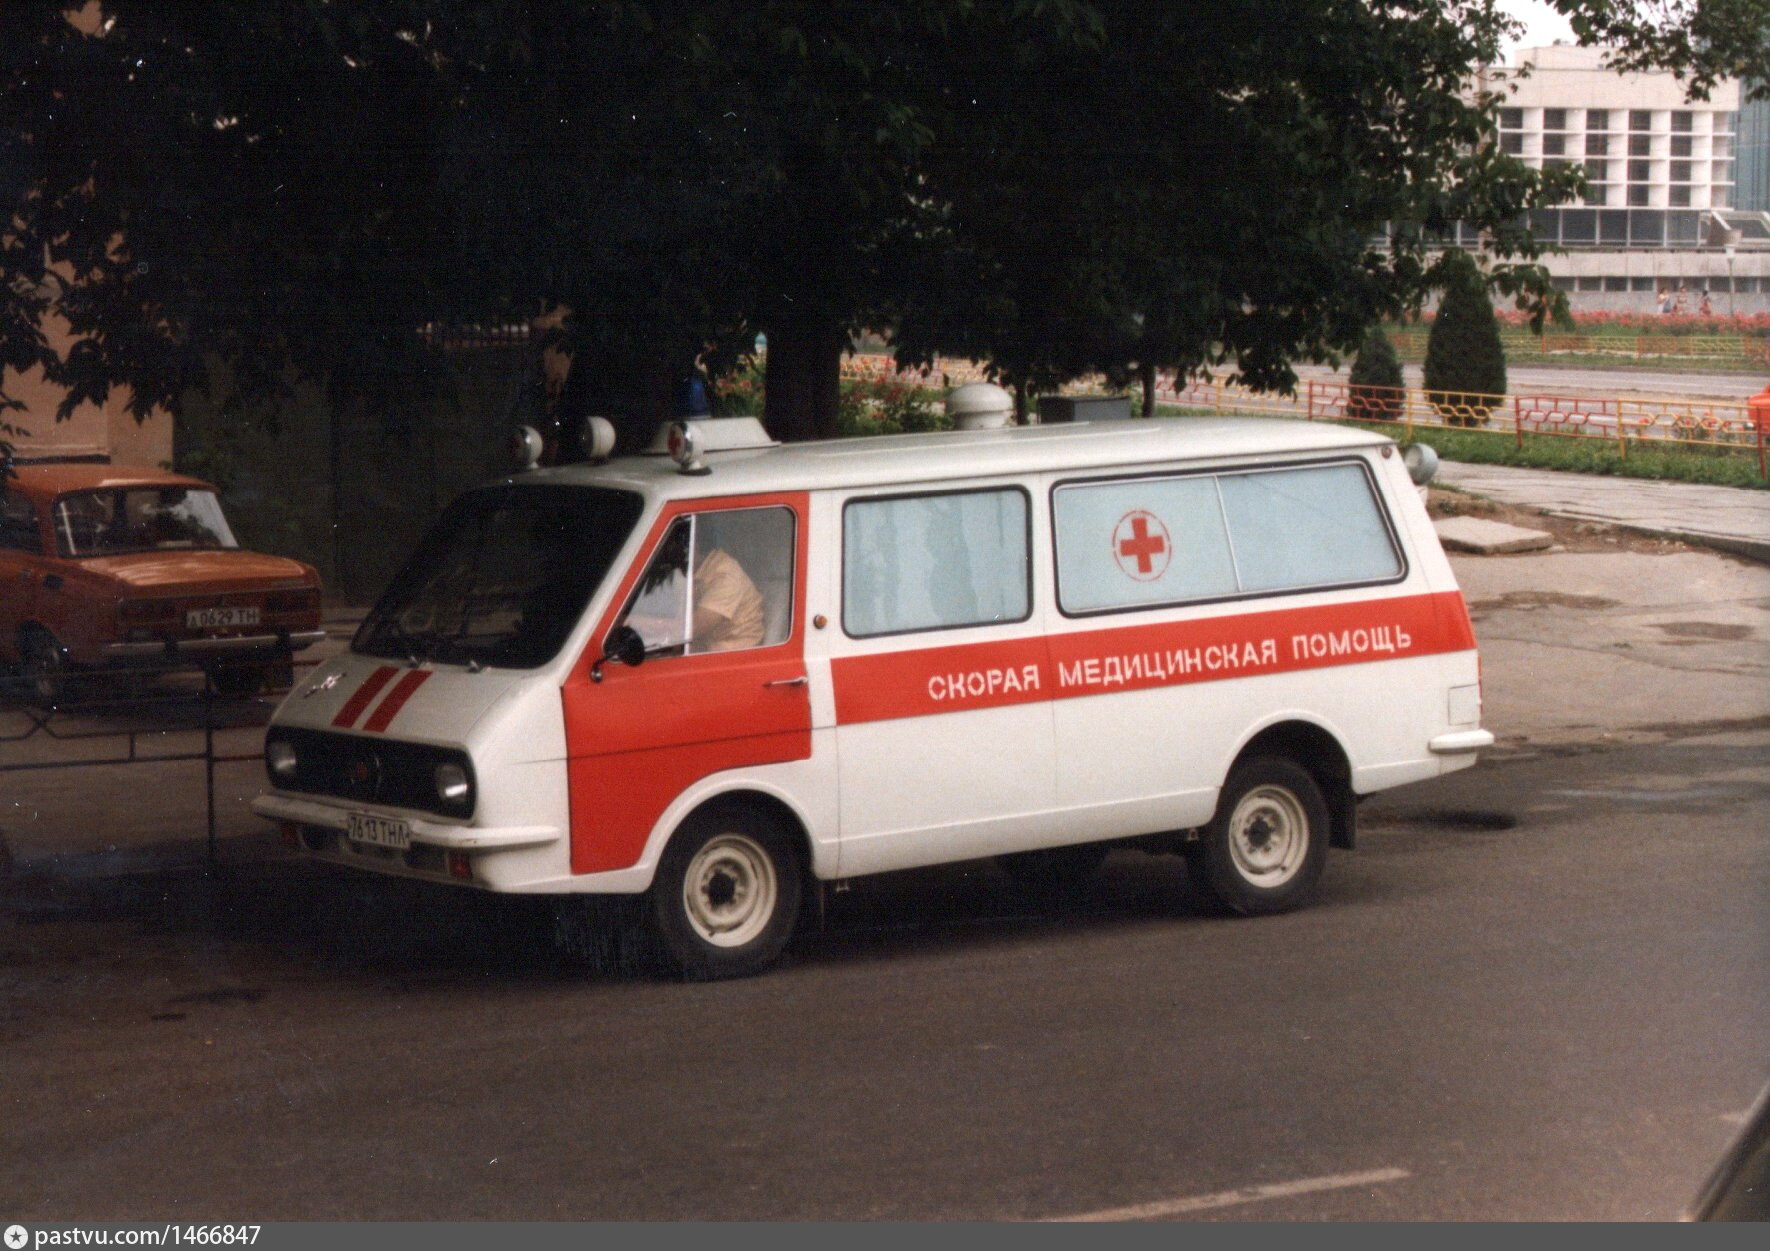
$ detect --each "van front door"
[562,494,811,875]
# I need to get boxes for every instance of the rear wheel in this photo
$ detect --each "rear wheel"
[651,804,802,980]
[1190,757,1330,915]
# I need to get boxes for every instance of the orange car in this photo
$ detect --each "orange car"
[1,462,324,703]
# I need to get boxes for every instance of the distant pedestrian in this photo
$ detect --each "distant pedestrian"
[1673,285,1689,316]
[1699,289,1713,316]
[1657,287,1673,315]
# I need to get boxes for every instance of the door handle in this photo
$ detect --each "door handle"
[763,676,807,688]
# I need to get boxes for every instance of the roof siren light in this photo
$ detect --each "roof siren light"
[511,425,544,472]
[1402,442,1439,486]
[581,416,617,463]
[667,421,711,475]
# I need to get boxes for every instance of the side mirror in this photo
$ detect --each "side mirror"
[591,624,646,683]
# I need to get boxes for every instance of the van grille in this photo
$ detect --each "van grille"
[265,727,475,819]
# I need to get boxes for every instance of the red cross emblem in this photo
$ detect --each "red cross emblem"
[1113,510,1170,581]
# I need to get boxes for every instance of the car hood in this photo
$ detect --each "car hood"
[80,550,314,589]
[275,651,532,747]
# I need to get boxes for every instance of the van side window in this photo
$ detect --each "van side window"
[1053,461,1401,615]
[843,488,1030,637]
[0,492,40,553]
[619,506,795,656]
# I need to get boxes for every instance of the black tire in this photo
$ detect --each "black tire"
[996,843,1110,889]
[650,803,802,981]
[21,630,72,710]
[1190,757,1330,916]
[208,663,267,698]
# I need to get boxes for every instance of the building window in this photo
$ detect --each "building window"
[1670,135,1692,157]
[1629,210,1665,245]
[1628,158,1651,182]
[1599,210,1628,243]
[1552,277,1576,292]
[1713,160,1733,183]
[1630,277,1656,291]
[1499,107,1523,130]
[1629,133,1652,156]
[1627,184,1651,206]
[1587,109,1609,131]
[1544,108,1568,131]
[1669,185,1692,207]
[1669,160,1692,182]
[1670,111,1692,133]
[1543,133,1566,156]
[1713,135,1731,158]
[1577,276,1603,291]
[1584,158,1608,182]
[1630,109,1653,131]
[1561,208,1597,243]
[1584,183,1608,206]
[1667,211,1700,245]
[1603,277,1628,292]
[1714,111,1736,133]
[1586,133,1610,155]
[1500,132,1523,155]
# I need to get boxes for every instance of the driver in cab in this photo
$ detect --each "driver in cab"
[690,545,764,652]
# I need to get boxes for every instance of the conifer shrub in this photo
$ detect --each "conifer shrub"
[1424,251,1507,427]
[1347,325,1404,423]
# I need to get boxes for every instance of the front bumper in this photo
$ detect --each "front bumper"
[251,791,560,852]
[105,629,328,660]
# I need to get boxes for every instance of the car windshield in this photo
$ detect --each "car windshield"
[54,487,239,557]
[354,484,644,670]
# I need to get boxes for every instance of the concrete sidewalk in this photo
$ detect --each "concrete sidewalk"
[1435,461,1770,562]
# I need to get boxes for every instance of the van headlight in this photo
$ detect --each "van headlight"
[434,761,473,809]
[266,737,298,781]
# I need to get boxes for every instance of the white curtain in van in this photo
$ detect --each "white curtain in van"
[843,489,1029,636]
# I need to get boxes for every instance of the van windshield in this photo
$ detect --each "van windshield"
[355,485,644,670]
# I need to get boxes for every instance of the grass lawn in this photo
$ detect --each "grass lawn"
[1155,407,1769,489]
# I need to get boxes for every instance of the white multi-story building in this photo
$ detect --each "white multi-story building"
[1473,45,1767,312]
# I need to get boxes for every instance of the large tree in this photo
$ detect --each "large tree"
[2,0,1766,466]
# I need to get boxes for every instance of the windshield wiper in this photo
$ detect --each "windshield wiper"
[378,618,431,668]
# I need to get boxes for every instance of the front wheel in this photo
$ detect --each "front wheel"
[1190,757,1330,916]
[21,630,72,709]
[651,804,802,980]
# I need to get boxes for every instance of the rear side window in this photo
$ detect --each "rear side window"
[1,492,39,553]
[844,488,1030,637]
[1054,460,1402,615]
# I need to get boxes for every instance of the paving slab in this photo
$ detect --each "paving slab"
[1436,461,1770,562]
[1434,515,1554,554]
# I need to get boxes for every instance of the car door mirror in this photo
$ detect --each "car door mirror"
[591,624,646,683]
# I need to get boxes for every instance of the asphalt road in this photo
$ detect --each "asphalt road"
[3,729,1764,1222]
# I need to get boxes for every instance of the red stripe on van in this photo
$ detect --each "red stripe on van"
[361,669,433,733]
[331,666,399,729]
[832,590,1475,726]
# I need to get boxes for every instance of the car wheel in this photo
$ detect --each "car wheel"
[996,843,1110,890]
[651,803,802,981]
[1191,757,1330,916]
[21,630,72,709]
[208,663,268,698]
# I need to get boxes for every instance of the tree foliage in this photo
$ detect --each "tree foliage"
[2,0,1764,469]
[1424,250,1508,426]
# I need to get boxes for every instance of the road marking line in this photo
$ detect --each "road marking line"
[1046,1166,1412,1222]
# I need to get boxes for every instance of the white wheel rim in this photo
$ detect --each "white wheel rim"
[1227,785,1310,888]
[681,833,778,948]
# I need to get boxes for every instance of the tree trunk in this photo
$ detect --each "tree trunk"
[1140,361,1156,417]
[763,317,845,442]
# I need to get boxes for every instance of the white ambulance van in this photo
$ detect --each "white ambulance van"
[254,411,1491,979]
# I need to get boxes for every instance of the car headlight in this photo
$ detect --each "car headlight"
[435,761,472,806]
[266,738,298,780]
